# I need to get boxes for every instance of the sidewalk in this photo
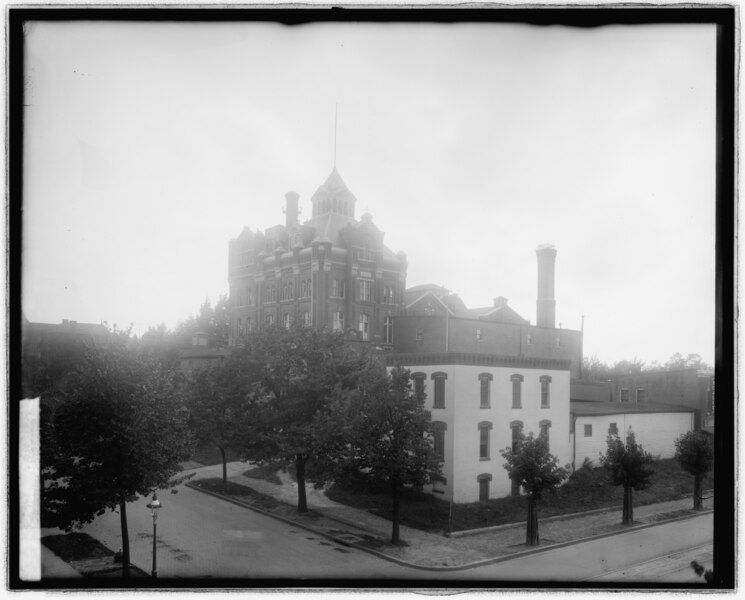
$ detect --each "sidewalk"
[190,462,713,569]
[41,545,83,578]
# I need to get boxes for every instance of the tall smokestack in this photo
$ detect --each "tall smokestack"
[536,244,557,328]
[284,191,299,228]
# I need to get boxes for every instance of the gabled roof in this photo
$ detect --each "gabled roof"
[306,212,356,246]
[405,290,455,315]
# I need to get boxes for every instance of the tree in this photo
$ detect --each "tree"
[675,430,713,510]
[235,324,367,513]
[42,331,194,578]
[500,432,568,546]
[600,429,654,525]
[664,353,711,371]
[186,354,259,486]
[175,295,231,348]
[337,366,441,545]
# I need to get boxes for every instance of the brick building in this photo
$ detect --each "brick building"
[612,368,714,430]
[228,169,407,346]
[393,246,583,379]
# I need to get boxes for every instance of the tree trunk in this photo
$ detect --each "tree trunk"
[693,474,703,510]
[119,496,130,578]
[219,446,227,487]
[391,484,401,545]
[295,455,308,513]
[526,494,539,546]
[622,485,633,525]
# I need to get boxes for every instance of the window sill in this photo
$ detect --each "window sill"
[512,406,522,409]
[541,405,550,409]
[480,405,491,409]
[479,457,491,461]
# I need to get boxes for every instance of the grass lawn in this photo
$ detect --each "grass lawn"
[189,444,240,467]
[325,458,714,533]
[42,533,149,577]
[243,463,283,485]
[191,478,284,512]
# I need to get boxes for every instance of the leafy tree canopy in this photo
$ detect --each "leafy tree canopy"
[43,329,194,531]
[500,432,568,499]
[675,430,714,478]
[601,430,654,491]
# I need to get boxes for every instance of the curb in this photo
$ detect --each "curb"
[446,490,714,538]
[185,481,713,573]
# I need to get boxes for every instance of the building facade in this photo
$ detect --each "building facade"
[570,401,694,470]
[386,352,571,503]
[612,368,714,430]
[228,169,407,346]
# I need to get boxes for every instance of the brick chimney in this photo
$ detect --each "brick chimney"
[493,296,508,309]
[284,191,299,228]
[536,244,557,328]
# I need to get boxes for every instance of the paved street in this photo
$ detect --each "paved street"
[66,464,712,583]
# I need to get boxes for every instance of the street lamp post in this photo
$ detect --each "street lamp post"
[146,493,161,578]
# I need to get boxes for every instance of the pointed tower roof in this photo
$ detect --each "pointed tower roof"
[310,168,358,207]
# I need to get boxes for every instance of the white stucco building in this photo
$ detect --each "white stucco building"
[386,352,572,503]
[570,401,695,470]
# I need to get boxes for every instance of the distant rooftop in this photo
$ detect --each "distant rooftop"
[570,400,694,416]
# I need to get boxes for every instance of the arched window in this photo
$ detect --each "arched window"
[539,419,552,447]
[303,311,311,327]
[511,374,524,409]
[478,373,493,408]
[283,313,291,329]
[333,311,344,332]
[383,316,393,344]
[540,375,552,408]
[431,372,447,409]
[432,421,447,460]
[412,372,426,400]
[477,473,492,502]
[359,313,370,341]
[265,313,274,327]
[478,421,493,459]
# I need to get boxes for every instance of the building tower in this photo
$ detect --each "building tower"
[536,244,557,329]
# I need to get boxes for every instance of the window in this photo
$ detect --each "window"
[333,311,344,332]
[620,388,629,403]
[237,317,242,337]
[609,422,618,436]
[247,288,255,306]
[476,328,482,341]
[359,313,370,341]
[359,279,372,301]
[584,424,593,437]
[383,316,393,344]
[415,328,424,341]
[540,375,552,408]
[478,421,493,459]
[300,279,311,299]
[412,373,425,400]
[354,247,374,262]
[478,473,492,502]
[302,311,311,327]
[527,333,533,345]
[510,421,523,497]
[478,373,492,408]
[636,388,645,403]
[382,286,395,304]
[265,314,274,326]
[432,422,447,460]
[511,374,524,408]
[265,285,276,303]
[556,336,562,348]
[510,421,523,453]
[539,420,551,448]
[283,313,291,329]
[432,372,447,409]
[331,278,345,298]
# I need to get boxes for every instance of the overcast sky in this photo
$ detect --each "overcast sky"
[22,20,716,365]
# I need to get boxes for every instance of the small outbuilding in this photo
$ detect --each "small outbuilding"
[570,401,694,471]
